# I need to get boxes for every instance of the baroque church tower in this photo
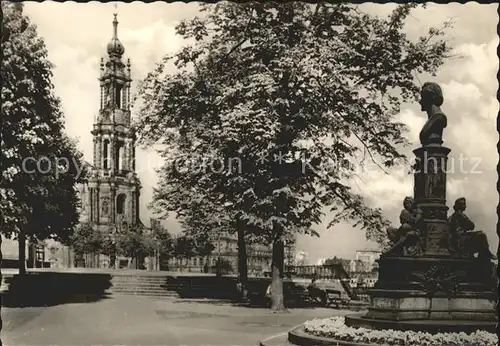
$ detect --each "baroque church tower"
[80,13,141,234]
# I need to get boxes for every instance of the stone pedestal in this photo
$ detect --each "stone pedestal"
[345,256,497,333]
[413,145,451,256]
[369,295,496,321]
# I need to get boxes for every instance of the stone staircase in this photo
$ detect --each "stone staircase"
[0,272,180,298]
[108,275,179,297]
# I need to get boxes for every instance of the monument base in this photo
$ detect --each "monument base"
[366,292,496,321]
[375,256,496,291]
[350,255,497,333]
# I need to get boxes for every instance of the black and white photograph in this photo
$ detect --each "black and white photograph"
[1,1,498,345]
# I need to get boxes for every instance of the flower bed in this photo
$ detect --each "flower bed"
[303,317,498,346]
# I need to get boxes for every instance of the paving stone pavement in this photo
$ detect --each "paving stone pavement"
[2,295,353,346]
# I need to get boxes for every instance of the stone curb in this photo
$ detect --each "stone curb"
[287,325,383,346]
[258,333,288,346]
[172,298,234,304]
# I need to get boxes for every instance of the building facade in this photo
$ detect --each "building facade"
[167,233,297,276]
[354,249,381,272]
[167,232,273,276]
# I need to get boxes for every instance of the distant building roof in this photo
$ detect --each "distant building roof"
[356,249,381,253]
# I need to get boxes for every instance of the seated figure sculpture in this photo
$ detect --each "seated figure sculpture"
[448,197,496,260]
[385,197,423,256]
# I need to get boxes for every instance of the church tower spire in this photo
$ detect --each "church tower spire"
[86,13,141,237]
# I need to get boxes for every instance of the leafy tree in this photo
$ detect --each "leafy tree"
[153,175,251,293]
[142,221,174,269]
[191,232,216,260]
[172,232,215,261]
[69,222,102,267]
[70,223,102,255]
[149,222,174,257]
[115,224,146,268]
[1,2,86,274]
[136,3,451,310]
[218,258,234,275]
[178,193,246,277]
[172,234,197,259]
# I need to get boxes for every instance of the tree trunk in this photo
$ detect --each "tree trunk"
[32,243,37,268]
[237,222,249,301]
[270,238,285,311]
[18,231,26,275]
[0,235,2,332]
[216,257,222,277]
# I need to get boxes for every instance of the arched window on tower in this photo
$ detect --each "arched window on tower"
[122,87,127,109]
[132,147,136,170]
[115,141,124,172]
[103,139,110,170]
[116,194,126,215]
[118,143,125,171]
[115,84,123,108]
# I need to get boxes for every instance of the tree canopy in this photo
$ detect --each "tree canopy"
[70,222,102,255]
[172,232,215,259]
[135,2,452,309]
[137,2,451,245]
[1,2,85,243]
[144,220,175,258]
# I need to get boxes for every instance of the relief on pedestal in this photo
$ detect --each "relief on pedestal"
[412,262,466,297]
[423,222,449,254]
[422,207,448,221]
[414,153,448,200]
[426,170,446,200]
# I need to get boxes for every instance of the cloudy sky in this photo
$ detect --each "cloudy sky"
[3,2,498,262]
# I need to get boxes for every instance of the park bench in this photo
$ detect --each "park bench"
[307,285,343,308]
[324,289,343,308]
[246,280,310,307]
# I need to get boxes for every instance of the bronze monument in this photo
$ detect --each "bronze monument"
[448,197,495,260]
[345,82,497,334]
[385,197,423,256]
[419,82,447,146]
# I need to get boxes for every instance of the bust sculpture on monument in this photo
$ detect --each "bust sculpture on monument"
[448,197,495,260]
[419,82,447,146]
